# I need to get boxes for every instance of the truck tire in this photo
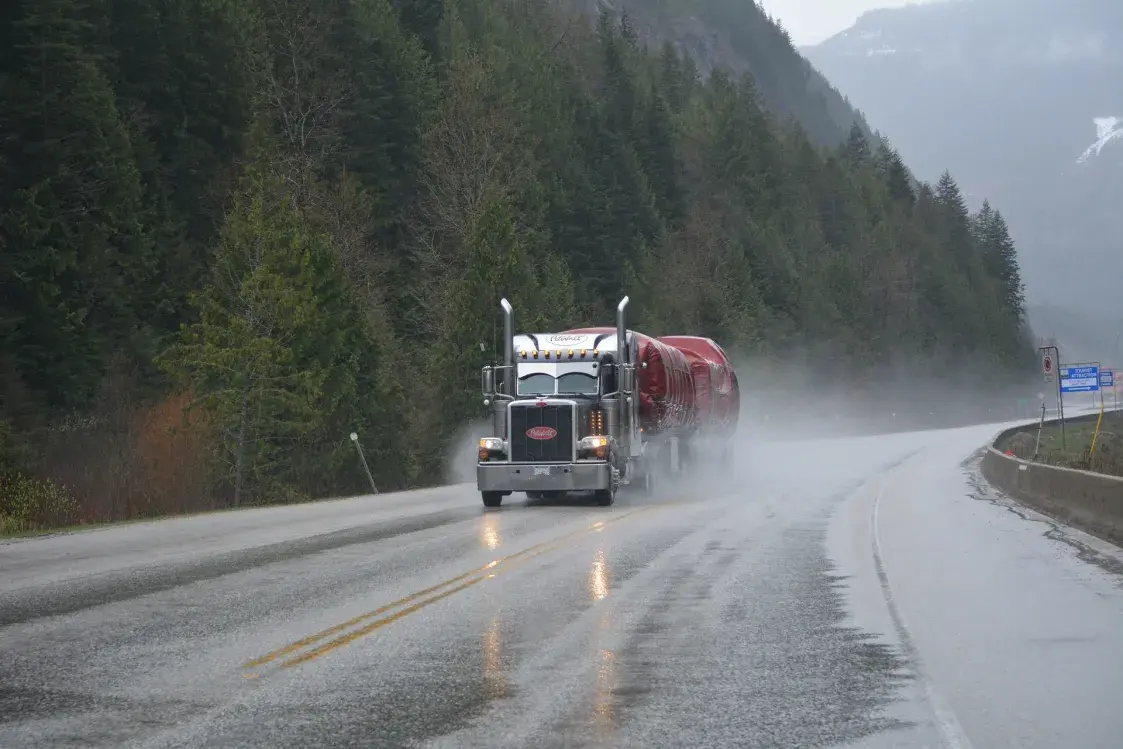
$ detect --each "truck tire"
[482,491,503,508]
[594,486,615,506]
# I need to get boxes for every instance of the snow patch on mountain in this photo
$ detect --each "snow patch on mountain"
[1076,116,1123,163]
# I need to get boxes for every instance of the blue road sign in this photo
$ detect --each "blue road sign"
[1102,370,1115,388]
[1060,364,1100,393]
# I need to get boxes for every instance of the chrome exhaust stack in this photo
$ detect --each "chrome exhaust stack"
[616,296,632,445]
[501,298,514,396]
[616,296,629,366]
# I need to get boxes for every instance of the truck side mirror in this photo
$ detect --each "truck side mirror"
[481,366,495,396]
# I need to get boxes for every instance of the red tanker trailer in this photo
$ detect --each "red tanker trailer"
[657,336,740,439]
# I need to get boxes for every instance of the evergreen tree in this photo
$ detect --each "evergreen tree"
[337,0,436,227]
[390,0,444,59]
[635,90,685,226]
[0,0,154,412]
[157,168,394,503]
[934,170,974,272]
[974,201,1025,324]
[844,122,871,169]
[877,142,915,205]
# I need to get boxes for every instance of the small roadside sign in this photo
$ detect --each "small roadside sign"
[1102,370,1115,388]
[1042,352,1053,375]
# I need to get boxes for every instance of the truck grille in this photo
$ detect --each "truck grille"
[509,404,573,462]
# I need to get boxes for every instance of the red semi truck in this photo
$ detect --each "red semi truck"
[476,296,741,508]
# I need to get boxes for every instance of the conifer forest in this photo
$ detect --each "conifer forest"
[0,0,1031,529]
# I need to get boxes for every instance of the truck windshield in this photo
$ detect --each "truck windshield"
[517,373,555,396]
[516,372,599,396]
[557,373,598,394]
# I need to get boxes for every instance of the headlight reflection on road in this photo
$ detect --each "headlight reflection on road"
[590,550,617,730]
[483,614,508,699]
[589,549,610,601]
[593,647,617,729]
[480,513,502,551]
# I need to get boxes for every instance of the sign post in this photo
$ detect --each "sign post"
[1061,361,1102,450]
[1100,369,1115,410]
[1034,402,1046,459]
[350,431,379,495]
[1040,345,1064,449]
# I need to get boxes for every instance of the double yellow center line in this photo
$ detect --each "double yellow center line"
[243,507,659,673]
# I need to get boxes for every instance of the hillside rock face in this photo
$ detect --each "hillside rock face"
[803,0,1123,358]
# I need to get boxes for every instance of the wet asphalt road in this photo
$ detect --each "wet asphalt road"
[4,423,1123,748]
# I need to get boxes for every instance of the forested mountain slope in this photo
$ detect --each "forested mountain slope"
[0,0,1028,528]
[564,0,873,147]
[804,0,1123,354]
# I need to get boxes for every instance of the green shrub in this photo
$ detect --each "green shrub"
[0,419,36,476]
[0,473,78,534]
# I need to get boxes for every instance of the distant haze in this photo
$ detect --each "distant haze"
[756,0,935,45]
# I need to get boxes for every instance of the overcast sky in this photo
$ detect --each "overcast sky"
[756,0,935,46]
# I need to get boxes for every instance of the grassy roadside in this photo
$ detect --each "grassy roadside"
[0,476,344,540]
[0,495,346,540]
[0,499,225,540]
[1001,410,1123,478]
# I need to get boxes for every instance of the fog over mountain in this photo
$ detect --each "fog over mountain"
[804,0,1123,363]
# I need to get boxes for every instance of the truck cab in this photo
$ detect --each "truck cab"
[476,299,645,508]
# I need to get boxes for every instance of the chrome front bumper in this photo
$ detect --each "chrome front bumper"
[477,461,611,492]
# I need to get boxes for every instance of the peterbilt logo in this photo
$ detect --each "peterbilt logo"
[525,426,557,440]
[546,334,587,346]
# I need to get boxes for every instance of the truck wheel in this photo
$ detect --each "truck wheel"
[482,492,503,508]
[526,491,543,500]
[594,486,615,507]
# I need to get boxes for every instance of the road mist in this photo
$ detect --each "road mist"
[661,346,1046,499]
[728,347,1043,442]
[443,419,493,486]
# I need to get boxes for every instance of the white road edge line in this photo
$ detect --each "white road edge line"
[871,482,975,749]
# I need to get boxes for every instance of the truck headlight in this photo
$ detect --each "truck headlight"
[479,437,506,462]
[578,435,609,459]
